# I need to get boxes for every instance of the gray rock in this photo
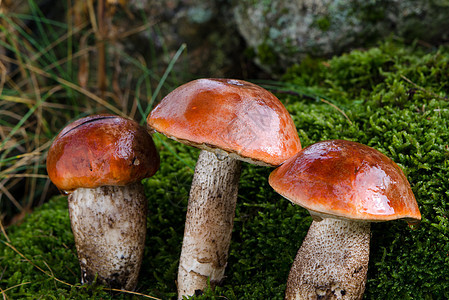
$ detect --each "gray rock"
[126,0,244,78]
[234,0,449,73]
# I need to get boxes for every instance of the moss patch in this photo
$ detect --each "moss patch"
[1,40,449,299]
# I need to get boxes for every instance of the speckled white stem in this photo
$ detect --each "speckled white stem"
[177,150,242,299]
[285,218,370,300]
[68,183,147,291]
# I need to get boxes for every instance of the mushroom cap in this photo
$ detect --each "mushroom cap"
[147,78,301,166]
[269,139,421,225]
[47,114,160,193]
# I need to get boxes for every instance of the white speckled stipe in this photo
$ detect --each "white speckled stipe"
[285,218,370,300]
[68,183,147,290]
[177,150,242,299]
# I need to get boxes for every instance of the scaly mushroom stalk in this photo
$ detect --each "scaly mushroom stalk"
[285,218,370,299]
[178,150,242,296]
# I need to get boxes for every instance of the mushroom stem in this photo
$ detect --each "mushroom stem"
[177,150,242,299]
[68,182,147,291]
[285,218,370,300]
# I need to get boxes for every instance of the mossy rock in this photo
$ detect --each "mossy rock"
[1,41,449,299]
[234,0,449,74]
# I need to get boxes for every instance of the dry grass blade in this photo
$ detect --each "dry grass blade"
[1,174,48,179]
[0,218,10,242]
[0,61,6,96]
[1,93,92,110]
[107,288,162,299]
[254,80,354,125]
[320,98,353,125]
[0,54,126,116]
[0,129,51,169]
[400,74,448,101]
[0,0,176,229]
[0,181,22,211]
[0,282,32,297]
[2,241,56,279]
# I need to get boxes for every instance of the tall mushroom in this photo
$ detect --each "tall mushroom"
[147,78,301,298]
[46,114,160,290]
[269,139,421,299]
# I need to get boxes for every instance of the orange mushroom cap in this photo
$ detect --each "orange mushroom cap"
[147,78,301,166]
[269,140,421,225]
[46,114,160,193]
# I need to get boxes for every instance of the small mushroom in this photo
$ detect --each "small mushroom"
[268,139,421,300]
[46,114,160,290]
[147,78,301,298]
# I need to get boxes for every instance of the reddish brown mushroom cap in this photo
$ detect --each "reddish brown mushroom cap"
[47,114,160,193]
[147,78,301,166]
[269,139,421,225]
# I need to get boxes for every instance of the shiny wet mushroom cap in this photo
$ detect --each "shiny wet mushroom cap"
[269,139,421,223]
[148,78,301,166]
[148,78,301,299]
[46,114,160,291]
[269,139,421,300]
[47,114,159,193]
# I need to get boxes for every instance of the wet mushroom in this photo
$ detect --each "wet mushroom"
[147,78,301,298]
[46,114,160,290]
[268,139,421,300]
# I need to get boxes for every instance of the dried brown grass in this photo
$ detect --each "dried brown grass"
[0,0,184,226]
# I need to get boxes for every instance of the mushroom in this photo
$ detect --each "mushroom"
[46,114,160,290]
[268,139,421,299]
[147,78,301,298]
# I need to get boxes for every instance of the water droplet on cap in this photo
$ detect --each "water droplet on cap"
[227,79,244,86]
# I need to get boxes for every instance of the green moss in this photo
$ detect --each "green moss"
[2,41,449,298]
